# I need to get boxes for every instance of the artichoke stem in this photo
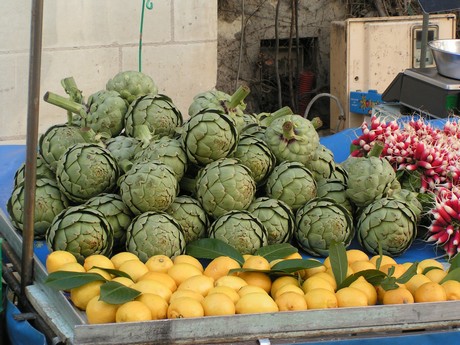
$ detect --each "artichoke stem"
[282,121,297,141]
[133,124,153,147]
[310,117,323,130]
[119,159,134,174]
[79,127,97,143]
[44,91,86,115]
[263,106,294,126]
[61,77,83,104]
[227,85,250,109]
[368,140,385,157]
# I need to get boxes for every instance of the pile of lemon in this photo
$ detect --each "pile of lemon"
[45,249,460,324]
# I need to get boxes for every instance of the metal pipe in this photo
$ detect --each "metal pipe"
[21,0,44,301]
[1,239,22,276]
[303,92,346,132]
[420,12,430,69]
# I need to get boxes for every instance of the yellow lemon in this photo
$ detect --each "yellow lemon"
[301,275,335,294]
[346,249,369,264]
[167,297,205,318]
[203,256,241,280]
[304,288,338,309]
[135,293,168,320]
[83,254,115,271]
[273,284,304,300]
[275,291,308,311]
[418,258,445,273]
[349,276,378,305]
[269,259,284,268]
[369,255,397,269]
[238,285,268,297]
[173,254,204,272]
[424,268,447,283]
[85,295,119,324]
[299,261,326,279]
[115,301,152,322]
[56,261,86,273]
[202,293,236,316]
[382,287,414,305]
[283,252,303,260]
[145,254,174,273]
[441,280,460,300]
[350,260,376,273]
[270,276,300,297]
[242,255,271,271]
[70,280,104,311]
[238,271,272,293]
[87,267,112,281]
[336,287,368,307]
[111,276,134,287]
[46,250,77,273]
[312,272,337,291]
[405,274,432,296]
[207,286,240,303]
[110,252,140,270]
[379,263,406,278]
[130,280,172,302]
[167,263,203,286]
[235,292,279,314]
[177,275,215,296]
[170,289,205,303]
[414,282,447,303]
[139,271,177,292]
[215,275,248,291]
[118,259,149,282]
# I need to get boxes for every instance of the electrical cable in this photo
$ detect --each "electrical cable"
[274,0,282,109]
[235,0,245,90]
[139,0,154,72]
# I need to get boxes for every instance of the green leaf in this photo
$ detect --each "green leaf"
[99,281,141,304]
[448,254,460,273]
[45,271,106,290]
[92,266,132,279]
[380,276,399,291]
[186,238,245,265]
[254,243,298,262]
[270,259,323,274]
[375,243,383,270]
[328,241,348,287]
[421,266,441,275]
[440,266,460,284]
[396,262,419,284]
[338,269,386,289]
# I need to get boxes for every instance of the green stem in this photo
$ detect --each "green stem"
[310,117,323,130]
[368,140,385,157]
[282,121,297,141]
[133,124,153,147]
[61,77,83,104]
[264,106,293,126]
[44,92,86,115]
[227,85,250,109]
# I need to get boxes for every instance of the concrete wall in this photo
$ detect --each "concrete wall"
[0,0,218,141]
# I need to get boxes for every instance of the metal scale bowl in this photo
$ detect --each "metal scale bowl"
[382,39,460,118]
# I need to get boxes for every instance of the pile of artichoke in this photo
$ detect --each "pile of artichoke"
[7,70,421,262]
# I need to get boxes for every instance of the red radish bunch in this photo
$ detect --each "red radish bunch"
[350,115,460,258]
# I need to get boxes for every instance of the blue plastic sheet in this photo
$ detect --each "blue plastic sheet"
[6,300,47,345]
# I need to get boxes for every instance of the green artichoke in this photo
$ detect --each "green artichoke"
[14,155,55,188]
[104,135,144,168]
[315,178,354,215]
[85,193,134,254]
[46,205,114,263]
[356,197,418,257]
[181,110,239,166]
[330,164,348,184]
[195,158,256,219]
[240,123,267,141]
[124,94,183,138]
[248,197,295,245]
[208,210,268,255]
[166,195,209,244]
[232,134,276,187]
[106,70,158,104]
[125,211,186,262]
[265,161,317,211]
[118,160,178,215]
[303,144,336,181]
[390,188,423,221]
[7,178,69,239]
[295,198,354,257]
[56,143,120,203]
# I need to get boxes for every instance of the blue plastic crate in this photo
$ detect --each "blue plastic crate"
[350,89,383,115]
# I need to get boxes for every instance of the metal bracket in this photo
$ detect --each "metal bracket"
[258,338,271,345]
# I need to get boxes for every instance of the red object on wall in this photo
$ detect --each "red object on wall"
[298,71,315,116]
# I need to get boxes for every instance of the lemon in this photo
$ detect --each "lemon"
[135,293,168,320]
[283,252,303,260]
[70,280,104,311]
[111,276,134,287]
[369,255,397,269]
[85,295,119,324]
[275,291,308,311]
[405,273,432,296]
[299,260,326,279]
[110,252,140,270]
[139,271,177,292]
[170,289,205,303]
[215,275,248,291]
[145,254,174,273]
[379,263,406,278]
[118,259,149,282]
[56,261,86,273]
[349,276,378,305]
[272,283,304,300]
[301,275,335,294]
[346,249,369,264]
[203,256,241,280]
[177,275,215,296]
[424,268,447,283]
[167,297,205,318]
[304,288,338,309]
[46,250,78,273]
[238,271,272,293]
[83,254,115,271]
[242,255,271,271]
[270,276,300,297]
[130,279,172,302]
[173,254,204,272]
[207,286,240,303]
[336,287,368,307]
[311,272,337,291]
[441,280,460,300]
[115,301,152,322]
[350,260,376,273]
[87,267,112,281]
[235,292,279,314]
[202,293,236,316]
[167,263,203,286]
[414,282,447,303]
[382,287,414,305]
[418,258,445,273]
[238,285,268,297]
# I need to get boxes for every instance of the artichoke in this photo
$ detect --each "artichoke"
[125,211,186,262]
[14,155,55,188]
[195,158,256,219]
[124,94,183,138]
[181,111,239,166]
[118,160,178,215]
[106,70,158,104]
[232,134,276,187]
[248,197,295,245]
[38,124,87,172]
[240,123,267,141]
[188,89,234,117]
[208,210,268,255]
[46,205,114,263]
[85,193,134,254]
[330,164,348,184]
[356,197,418,257]
[7,178,69,239]
[166,195,209,244]
[303,144,336,181]
[264,114,320,165]
[104,135,144,167]
[55,143,120,203]
[295,198,354,257]
[390,188,423,221]
[315,178,354,215]
[265,161,317,211]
